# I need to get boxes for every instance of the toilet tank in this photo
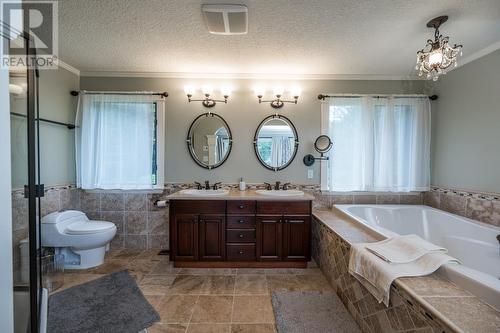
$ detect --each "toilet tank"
[41,210,89,233]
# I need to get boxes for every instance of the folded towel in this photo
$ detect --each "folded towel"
[365,234,447,263]
[349,239,460,306]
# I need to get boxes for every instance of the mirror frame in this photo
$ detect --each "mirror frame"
[186,112,233,170]
[314,135,332,154]
[253,114,299,171]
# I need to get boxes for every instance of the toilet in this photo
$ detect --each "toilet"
[41,210,117,269]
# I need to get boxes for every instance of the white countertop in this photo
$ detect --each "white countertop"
[166,189,314,201]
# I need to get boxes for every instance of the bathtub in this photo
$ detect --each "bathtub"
[334,204,500,311]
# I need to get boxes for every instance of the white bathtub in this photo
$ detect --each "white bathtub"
[335,204,500,311]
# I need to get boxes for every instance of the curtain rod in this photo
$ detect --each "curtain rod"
[70,90,168,98]
[317,93,438,101]
[10,112,76,129]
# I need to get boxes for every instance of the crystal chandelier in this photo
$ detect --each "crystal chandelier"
[416,16,462,81]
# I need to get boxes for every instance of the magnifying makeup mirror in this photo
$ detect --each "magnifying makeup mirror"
[303,135,332,166]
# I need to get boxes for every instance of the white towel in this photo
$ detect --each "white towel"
[349,238,460,306]
[365,234,447,263]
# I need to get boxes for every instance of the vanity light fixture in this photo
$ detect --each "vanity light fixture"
[184,84,231,108]
[256,86,300,109]
[415,15,462,81]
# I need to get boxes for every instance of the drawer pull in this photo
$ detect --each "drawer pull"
[238,205,245,209]
[239,234,244,238]
[238,219,244,223]
[239,250,244,255]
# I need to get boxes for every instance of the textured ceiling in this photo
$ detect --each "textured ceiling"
[58,0,500,77]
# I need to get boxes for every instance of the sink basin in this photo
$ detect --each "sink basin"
[255,189,304,197]
[181,189,229,196]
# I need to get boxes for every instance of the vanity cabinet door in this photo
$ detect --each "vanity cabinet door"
[198,214,226,261]
[282,215,310,261]
[256,215,282,261]
[173,214,199,261]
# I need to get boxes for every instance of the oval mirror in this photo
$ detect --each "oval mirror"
[187,113,232,169]
[254,115,299,171]
[314,135,332,154]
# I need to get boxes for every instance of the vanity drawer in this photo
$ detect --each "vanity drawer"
[227,200,256,214]
[227,229,256,243]
[227,215,256,229]
[171,200,226,214]
[226,244,256,260]
[256,201,311,215]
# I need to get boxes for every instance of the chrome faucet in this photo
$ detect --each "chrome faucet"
[204,180,210,190]
[274,181,281,190]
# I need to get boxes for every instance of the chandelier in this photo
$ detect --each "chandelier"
[416,16,462,81]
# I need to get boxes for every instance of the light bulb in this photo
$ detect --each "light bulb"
[428,49,443,67]
[254,86,265,97]
[221,85,232,96]
[184,85,195,95]
[273,86,284,96]
[202,85,213,95]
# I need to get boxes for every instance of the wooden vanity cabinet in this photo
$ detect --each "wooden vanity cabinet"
[169,199,311,266]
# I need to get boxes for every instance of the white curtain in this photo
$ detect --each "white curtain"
[271,136,292,167]
[75,94,159,189]
[322,96,431,192]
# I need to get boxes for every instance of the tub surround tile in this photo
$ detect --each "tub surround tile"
[80,191,100,212]
[428,187,500,227]
[312,208,500,333]
[399,193,423,205]
[100,193,125,211]
[439,192,467,216]
[376,194,400,204]
[60,188,81,211]
[353,195,377,204]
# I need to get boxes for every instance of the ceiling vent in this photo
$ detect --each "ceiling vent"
[202,4,248,35]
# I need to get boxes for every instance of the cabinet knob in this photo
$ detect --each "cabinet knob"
[238,219,244,223]
[239,234,244,238]
[238,205,244,209]
[239,250,244,255]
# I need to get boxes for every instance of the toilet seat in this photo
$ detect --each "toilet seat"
[65,221,116,235]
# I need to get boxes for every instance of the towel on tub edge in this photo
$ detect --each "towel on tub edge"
[365,234,447,264]
[349,237,460,306]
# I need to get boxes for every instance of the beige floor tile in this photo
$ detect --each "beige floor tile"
[87,259,129,274]
[148,323,188,333]
[266,275,301,292]
[135,249,166,261]
[234,275,268,295]
[145,294,164,311]
[231,324,276,333]
[200,276,235,295]
[190,296,233,323]
[296,274,333,291]
[157,295,198,323]
[262,268,297,275]
[187,324,231,333]
[150,260,181,275]
[126,258,158,274]
[169,275,207,294]
[55,273,105,293]
[179,268,237,275]
[140,275,177,295]
[236,268,266,275]
[110,249,143,259]
[232,296,275,324]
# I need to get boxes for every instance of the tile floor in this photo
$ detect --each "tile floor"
[58,249,334,333]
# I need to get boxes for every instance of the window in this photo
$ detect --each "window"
[321,96,431,192]
[75,94,165,190]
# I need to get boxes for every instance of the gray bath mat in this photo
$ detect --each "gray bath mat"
[48,270,159,333]
[272,291,361,333]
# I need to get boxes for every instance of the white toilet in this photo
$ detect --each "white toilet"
[41,210,117,269]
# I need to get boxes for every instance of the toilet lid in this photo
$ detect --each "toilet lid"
[65,221,116,235]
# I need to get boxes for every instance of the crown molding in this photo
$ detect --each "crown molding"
[459,40,500,67]
[56,59,80,76]
[79,70,422,81]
